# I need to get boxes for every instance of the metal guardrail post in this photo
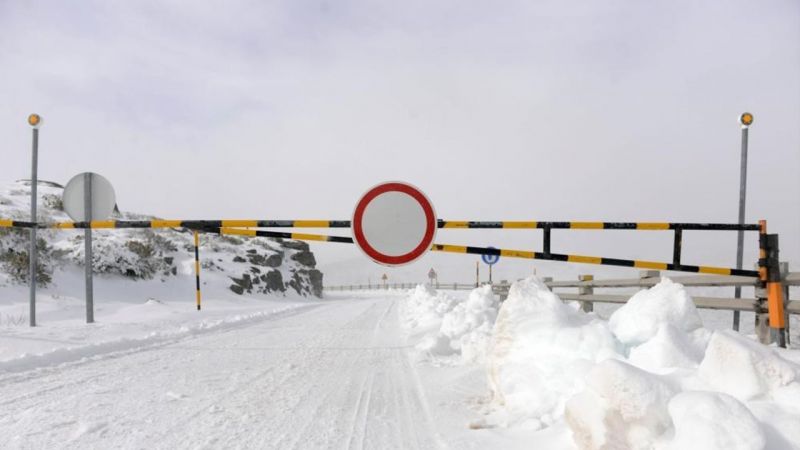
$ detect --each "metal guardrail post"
[578,275,594,312]
[780,262,790,345]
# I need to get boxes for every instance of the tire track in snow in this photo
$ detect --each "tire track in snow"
[0,302,325,378]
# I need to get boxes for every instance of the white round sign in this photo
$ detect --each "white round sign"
[62,172,117,221]
[352,182,437,266]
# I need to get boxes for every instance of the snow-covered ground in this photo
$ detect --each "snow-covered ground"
[1,278,798,449]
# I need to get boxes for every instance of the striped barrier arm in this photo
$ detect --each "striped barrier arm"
[0,219,760,231]
[436,221,760,231]
[429,244,759,277]
[216,227,354,243]
[1,218,762,277]
[203,228,758,277]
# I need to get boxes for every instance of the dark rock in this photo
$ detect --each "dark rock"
[230,284,244,295]
[265,253,282,267]
[291,250,316,268]
[164,257,174,265]
[264,270,285,292]
[281,240,309,251]
[230,274,253,293]
[233,256,246,263]
[308,269,323,297]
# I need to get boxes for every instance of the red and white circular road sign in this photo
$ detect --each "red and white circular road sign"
[352,182,437,266]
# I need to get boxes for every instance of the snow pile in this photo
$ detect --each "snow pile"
[565,359,676,449]
[486,277,621,427]
[609,278,710,372]
[664,391,766,450]
[696,330,799,402]
[609,278,702,346]
[399,284,458,332]
[478,277,800,449]
[400,284,499,363]
[439,285,499,363]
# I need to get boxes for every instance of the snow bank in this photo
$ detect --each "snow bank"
[486,277,621,426]
[470,277,800,449]
[565,359,676,450]
[663,391,765,450]
[439,285,499,363]
[399,284,458,333]
[697,330,799,402]
[0,303,317,374]
[609,278,703,347]
[608,278,710,373]
[401,284,500,363]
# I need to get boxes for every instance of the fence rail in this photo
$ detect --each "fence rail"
[324,271,800,315]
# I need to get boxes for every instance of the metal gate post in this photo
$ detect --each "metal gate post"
[755,220,771,345]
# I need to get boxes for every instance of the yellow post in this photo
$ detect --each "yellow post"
[194,231,201,311]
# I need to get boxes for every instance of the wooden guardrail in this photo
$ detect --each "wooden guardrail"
[324,271,800,315]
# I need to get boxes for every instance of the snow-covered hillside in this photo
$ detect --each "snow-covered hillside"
[0,180,323,299]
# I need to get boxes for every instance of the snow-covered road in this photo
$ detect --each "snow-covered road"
[0,297,446,449]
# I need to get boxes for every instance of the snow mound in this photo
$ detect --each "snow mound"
[486,277,621,426]
[663,391,766,450]
[476,277,800,448]
[628,324,709,372]
[565,359,676,450]
[399,284,457,332]
[609,278,703,348]
[401,284,500,363]
[697,330,800,402]
[439,285,499,363]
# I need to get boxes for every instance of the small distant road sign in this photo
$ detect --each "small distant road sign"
[428,268,437,280]
[482,247,500,265]
[352,181,437,266]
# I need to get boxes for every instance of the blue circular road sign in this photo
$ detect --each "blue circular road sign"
[482,247,500,265]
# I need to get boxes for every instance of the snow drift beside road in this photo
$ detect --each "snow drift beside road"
[402,277,800,449]
[399,284,499,364]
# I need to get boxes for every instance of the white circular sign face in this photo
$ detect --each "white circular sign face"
[352,182,437,266]
[62,172,116,221]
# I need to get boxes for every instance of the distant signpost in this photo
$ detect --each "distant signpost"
[63,172,116,323]
[481,249,499,266]
[482,246,499,284]
[352,181,437,266]
[428,268,437,287]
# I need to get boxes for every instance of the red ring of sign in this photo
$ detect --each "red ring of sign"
[352,182,436,266]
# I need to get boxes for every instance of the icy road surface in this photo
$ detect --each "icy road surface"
[0,297,448,449]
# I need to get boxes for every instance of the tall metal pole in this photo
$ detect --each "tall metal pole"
[84,173,94,323]
[194,231,202,311]
[733,112,753,331]
[27,114,42,327]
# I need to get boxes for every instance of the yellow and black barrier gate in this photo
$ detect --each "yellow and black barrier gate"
[0,217,788,347]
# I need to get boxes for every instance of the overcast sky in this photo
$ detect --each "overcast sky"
[1,1,798,283]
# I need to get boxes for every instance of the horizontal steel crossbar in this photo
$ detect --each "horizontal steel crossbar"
[0,219,760,231]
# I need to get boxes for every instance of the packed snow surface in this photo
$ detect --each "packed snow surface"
[2,277,799,449]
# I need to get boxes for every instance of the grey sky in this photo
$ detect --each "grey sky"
[1,1,798,283]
